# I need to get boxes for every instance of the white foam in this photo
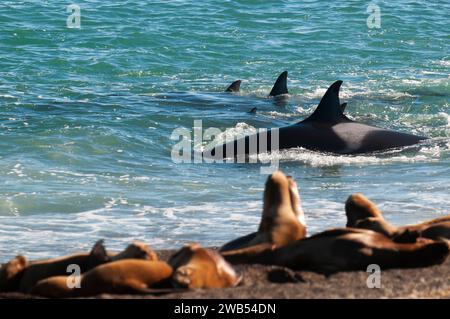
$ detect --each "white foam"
[301,83,414,101]
[0,94,16,99]
[199,122,258,151]
[434,59,450,67]
[438,112,450,127]
[256,143,444,167]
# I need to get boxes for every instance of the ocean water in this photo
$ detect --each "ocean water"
[0,1,449,261]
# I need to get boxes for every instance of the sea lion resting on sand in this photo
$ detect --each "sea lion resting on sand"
[346,193,450,241]
[169,243,241,289]
[222,228,449,273]
[0,240,158,293]
[32,243,240,297]
[0,255,28,292]
[220,171,306,253]
[108,241,158,261]
[0,240,108,293]
[31,259,173,298]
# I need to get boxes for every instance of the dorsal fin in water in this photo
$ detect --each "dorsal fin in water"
[340,102,347,112]
[225,80,241,92]
[248,107,257,114]
[301,80,349,124]
[269,71,288,96]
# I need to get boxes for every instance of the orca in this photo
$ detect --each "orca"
[225,80,241,93]
[205,80,427,158]
[269,71,289,97]
[225,71,288,97]
[248,107,257,114]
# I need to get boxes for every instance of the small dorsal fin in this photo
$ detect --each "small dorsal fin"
[248,107,257,114]
[340,102,347,112]
[269,71,288,96]
[301,80,347,124]
[225,80,241,92]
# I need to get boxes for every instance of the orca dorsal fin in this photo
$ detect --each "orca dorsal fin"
[269,71,288,96]
[340,102,347,112]
[225,80,241,92]
[248,107,257,114]
[302,80,347,124]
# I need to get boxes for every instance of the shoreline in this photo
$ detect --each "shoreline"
[1,249,449,299]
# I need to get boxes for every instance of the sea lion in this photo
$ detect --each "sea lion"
[16,240,108,293]
[346,193,450,240]
[108,241,158,262]
[18,240,158,293]
[220,171,306,252]
[0,255,28,292]
[169,243,241,289]
[222,228,449,273]
[30,259,173,298]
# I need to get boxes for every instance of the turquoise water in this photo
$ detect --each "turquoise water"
[0,1,449,261]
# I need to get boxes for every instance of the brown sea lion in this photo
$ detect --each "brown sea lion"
[0,255,28,292]
[18,240,158,293]
[169,243,241,289]
[220,171,306,252]
[223,228,449,273]
[16,240,108,293]
[30,259,173,298]
[108,241,158,262]
[346,193,450,241]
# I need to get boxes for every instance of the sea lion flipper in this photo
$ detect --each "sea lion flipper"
[220,242,275,264]
[269,71,288,96]
[392,229,420,243]
[220,232,259,252]
[401,241,450,267]
[89,239,110,266]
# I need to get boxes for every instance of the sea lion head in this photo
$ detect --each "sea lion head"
[345,193,384,227]
[261,171,298,227]
[169,243,241,289]
[114,241,158,261]
[0,255,28,292]
[260,171,307,243]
